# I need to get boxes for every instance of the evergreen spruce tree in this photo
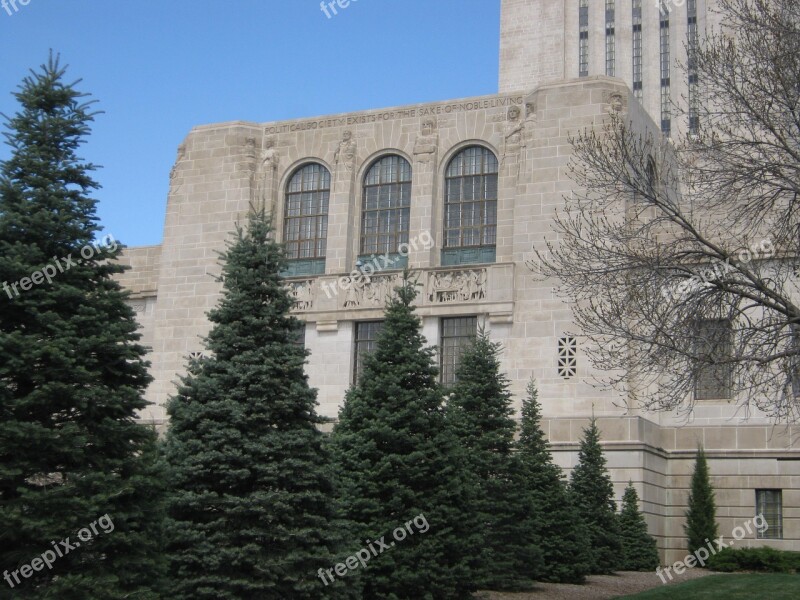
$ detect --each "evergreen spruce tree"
[514,379,590,583]
[446,332,539,590]
[618,482,660,571]
[0,56,166,599]
[684,446,718,556]
[569,418,622,574]
[330,275,475,600]
[163,208,354,600]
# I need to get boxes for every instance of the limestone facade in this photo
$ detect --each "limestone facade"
[114,0,798,564]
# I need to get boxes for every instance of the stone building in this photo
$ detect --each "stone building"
[117,0,798,563]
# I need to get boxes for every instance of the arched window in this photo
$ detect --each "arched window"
[284,163,330,276]
[443,146,498,266]
[360,155,412,259]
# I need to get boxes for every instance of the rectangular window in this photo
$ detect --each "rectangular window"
[632,0,643,100]
[756,490,783,539]
[660,6,671,135]
[579,0,589,77]
[353,321,384,383]
[605,0,616,77]
[694,319,733,400]
[440,316,477,385]
[687,0,700,133]
[290,322,306,349]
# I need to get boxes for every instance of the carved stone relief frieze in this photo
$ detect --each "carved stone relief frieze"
[426,269,487,303]
[287,279,315,311]
[342,273,403,309]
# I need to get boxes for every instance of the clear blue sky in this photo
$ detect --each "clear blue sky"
[0,0,500,247]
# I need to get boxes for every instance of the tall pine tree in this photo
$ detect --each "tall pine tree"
[446,332,539,590]
[618,482,660,571]
[569,418,622,574]
[684,446,718,556]
[163,208,354,600]
[331,275,475,599]
[514,379,589,583]
[0,55,166,599]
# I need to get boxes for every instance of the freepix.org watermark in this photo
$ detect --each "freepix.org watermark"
[2,234,118,300]
[655,513,768,584]
[4,514,115,589]
[320,0,359,19]
[318,513,430,586]
[656,0,685,17]
[661,239,774,302]
[320,231,434,300]
[2,0,32,17]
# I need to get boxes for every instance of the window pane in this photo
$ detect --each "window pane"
[444,147,498,251]
[756,490,783,539]
[290,322,306,349]
[354,321,384,383]
[361,156,412,255]
[694,319,733,400]
[440,316,478,385]
[284,164,331,261]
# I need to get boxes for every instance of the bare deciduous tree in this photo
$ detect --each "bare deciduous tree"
[531,0,800,420]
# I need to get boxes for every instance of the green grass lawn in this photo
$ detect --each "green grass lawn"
[617,574,800,599]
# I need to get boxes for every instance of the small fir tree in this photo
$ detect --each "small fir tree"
[618,482,660,571]
[514,379,590,583]
[684,446,719,557]
[331,274,476,600]
[164,208,354,600]
[446,332,540,591]
[569,418,622,574]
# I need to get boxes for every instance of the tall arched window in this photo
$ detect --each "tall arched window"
[284,163,330,276]
[443,146,498,266]
[360,155,412,262]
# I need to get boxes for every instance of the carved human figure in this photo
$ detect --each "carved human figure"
[501,105,524,177]
[466,270,480,300]
[334,130,356,171]
[261,138,278,171]
[525,102,536,124]
[255,138,279,205]
[607,93,625,114]
[522,101,537,147]
[343,276,362,308]
[414,118,438,163]
[426,273,437,303]
[474,269,487,299]
[505,106,523,144]
[292,281,313,310]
